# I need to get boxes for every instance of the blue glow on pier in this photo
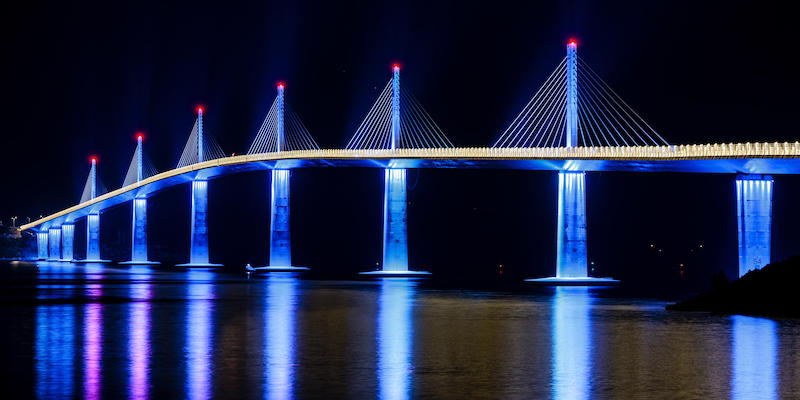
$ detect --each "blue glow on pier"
[60,223,74,261]
[382,169,409,272]
[269,169,292,268]
[86,213,101,261]
[735,174,773,277]
[187,179,211,266]
[556,171,588,278]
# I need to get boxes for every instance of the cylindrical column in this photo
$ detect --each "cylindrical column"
[190,179,210,265]
[565,40,578,148]
[269,169,292,267]
[382,168,409,271]
[61,223,74,261]
[736,174,773,277]
[556,171,587,278]
[132,198,148,262]
[37,232,49,260]
[86,212,101,261]
[47,228,61,261]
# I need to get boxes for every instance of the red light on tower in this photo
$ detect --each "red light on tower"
[392,63,401,71]
[277,82,285,89]
[567,38,578,47]
[135,132,145,141]
[89,155,98,164]
[196,105,204,114]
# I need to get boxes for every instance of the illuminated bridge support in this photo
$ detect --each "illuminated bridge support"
[178,179,222,267]
[527,41,617,285]
[736,174,773,277]
[556,171,588,278]
[36,231,48,260]
[258,169,307,272]
[60,223,74,261]
[121,198,159,265]
[360,65,429,276]
[47,227,61,261]
[361,168,429,276]
[83,212,109,262]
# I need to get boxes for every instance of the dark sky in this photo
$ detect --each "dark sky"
[1,1,798,285]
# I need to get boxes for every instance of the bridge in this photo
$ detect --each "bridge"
[20,40,792,282]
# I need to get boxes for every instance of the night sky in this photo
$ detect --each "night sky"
[2,1,798,289]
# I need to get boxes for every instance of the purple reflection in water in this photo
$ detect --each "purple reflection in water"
[129,273,153,400]
[264,275,299,400]
[84,286,103,400]
[186,271,214,400]
[377,279,416,400]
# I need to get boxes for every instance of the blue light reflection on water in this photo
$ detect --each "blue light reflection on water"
[264,274,299,400]
[552,287,593,400]
[35,304,76,399]
[731,315,777,400]
[185,270,215,400]
[376,278,416,400]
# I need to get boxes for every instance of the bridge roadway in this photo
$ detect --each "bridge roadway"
[20,142,800,231]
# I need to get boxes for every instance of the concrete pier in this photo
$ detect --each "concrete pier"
[121,198,159,265]
[736,174,773,277]
[362,169,430,277]
[178,179,222,267]
[36,231,48,260]
[60,223,74,261]
[47,227,61,261]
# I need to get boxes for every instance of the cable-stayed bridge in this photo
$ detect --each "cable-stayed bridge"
[20,42,797,283]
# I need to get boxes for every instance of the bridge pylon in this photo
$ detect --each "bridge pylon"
[527,40,618,285]
[78,157,111,263]
[178,108,223,268]
[258,84,308,272]
[121,133,160,265]
[361,64,431,277]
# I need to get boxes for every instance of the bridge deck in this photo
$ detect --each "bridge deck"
[21,143,800,231]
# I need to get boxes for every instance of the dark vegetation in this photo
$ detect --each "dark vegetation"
[668,256,800,317]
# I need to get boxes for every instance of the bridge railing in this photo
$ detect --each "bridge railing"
[20,142,800,231]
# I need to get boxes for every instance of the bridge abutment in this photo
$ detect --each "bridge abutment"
[47,227,61,261]
[60,223,74,261]
[736,174,773,277]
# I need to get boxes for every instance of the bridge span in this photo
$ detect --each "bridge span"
[19,41,790,283]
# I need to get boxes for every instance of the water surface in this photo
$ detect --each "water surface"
[1,261,799,399]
